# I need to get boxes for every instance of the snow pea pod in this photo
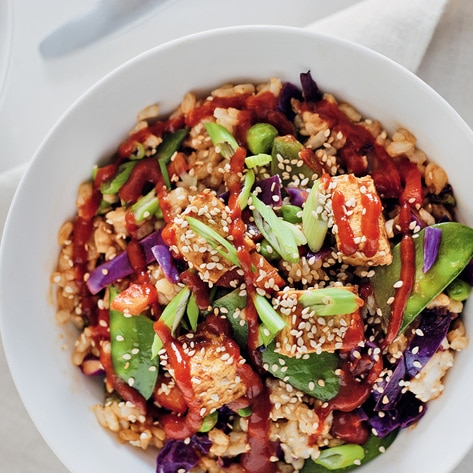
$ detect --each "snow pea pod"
[109,287,159,400]
[372,222,473,335]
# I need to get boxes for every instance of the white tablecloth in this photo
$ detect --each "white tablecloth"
[1,0,473,472]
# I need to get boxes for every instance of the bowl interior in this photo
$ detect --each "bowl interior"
[1,25,473,473]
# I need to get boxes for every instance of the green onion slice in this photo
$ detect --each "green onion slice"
[302,179,329,252]
[245,153,272,169]
[251,193,306,263]
[205,122,238,159]
[131,188,162,222]
[151,286,190,358]
[253,294,287,346]
[299,287,362,316]
[238,169,255,210]
[185,216,240,267]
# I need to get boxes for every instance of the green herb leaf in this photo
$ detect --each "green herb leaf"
[262,342,340,401]
[129,142,146,160]
[156,128,189,164]
[109,287,159,400]
[186,216,240,267]
[186,293,200,331]
[155,128,189,190]
[213,289,248,348]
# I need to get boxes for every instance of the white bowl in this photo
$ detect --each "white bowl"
[1,25,473,473]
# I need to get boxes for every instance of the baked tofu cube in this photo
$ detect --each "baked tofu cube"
[328,174,392,266]
[168,190,236,283]
[165,324,248,417]
[273,287,364,357]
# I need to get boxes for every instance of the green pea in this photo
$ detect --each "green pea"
[447,278,472,301]
[281,204,303,224]
[247,123,278,154]
[314,444,365,470]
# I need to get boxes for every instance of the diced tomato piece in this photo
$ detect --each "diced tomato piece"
[153,376,188,414]
[110,282,157,315]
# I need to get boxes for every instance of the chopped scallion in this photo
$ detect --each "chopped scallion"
[251,193,306,263]
[151,287,190,358]
[245,153,272,169]
[238,169,255,209]
[298,287,363,316]
[253,294,286,346]
[131,188,162,222]
[185,216,240,267]
[186,293,200,331]
[100,161,137,195]
[302,179,329,252]
[314,444,365,470]
[205,122,238,158]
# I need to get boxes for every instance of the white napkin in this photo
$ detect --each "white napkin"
[0,0,450,242]
[305,0,450,73]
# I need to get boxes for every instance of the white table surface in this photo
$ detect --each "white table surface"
[1,0,473,472]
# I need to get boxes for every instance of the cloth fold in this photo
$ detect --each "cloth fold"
[0,0,450,243]
[305,0,450,72]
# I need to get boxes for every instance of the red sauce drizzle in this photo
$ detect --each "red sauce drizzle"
[222,146,276,473]
[382,202,415,347]
[313,355,382,444]
[308,100,402,198]
[331,410,370,444]
[153,320,202,439]
[332,190,358,255]
[360,189,382,257]
[118,157,161,204]
[185,95,249,128]
[180,269,211,311]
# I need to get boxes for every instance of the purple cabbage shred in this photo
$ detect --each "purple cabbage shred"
[369,307,453,436]
[422,226,442,273]
[277,82,303,120]
[286,187,308,207]
[86,230,164,294]
[151,244,180,283]
[369,392,426,438]
[156,435,211,473]
[404,307,453,378]
[300,71,323,103]
[253,175,282,207]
